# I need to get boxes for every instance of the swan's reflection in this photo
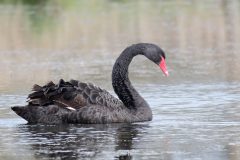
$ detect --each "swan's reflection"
[17,123,149,160]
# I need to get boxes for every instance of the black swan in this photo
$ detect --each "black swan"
[11,43,168,124]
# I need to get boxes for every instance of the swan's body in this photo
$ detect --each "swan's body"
[11,43,168,124]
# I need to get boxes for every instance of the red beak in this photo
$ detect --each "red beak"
[159,57,169,76]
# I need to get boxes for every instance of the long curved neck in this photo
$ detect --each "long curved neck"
[112,45,149,110]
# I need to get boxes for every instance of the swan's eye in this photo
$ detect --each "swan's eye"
[159,57,169,76]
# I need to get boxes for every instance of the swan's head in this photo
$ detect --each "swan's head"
[141,43,169,76]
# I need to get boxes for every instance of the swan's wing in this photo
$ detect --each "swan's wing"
[28,79,123,110]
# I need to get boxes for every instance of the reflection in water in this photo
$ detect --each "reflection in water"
[115,125,138,151]
[116,154,132,160]
[17,123,146,160]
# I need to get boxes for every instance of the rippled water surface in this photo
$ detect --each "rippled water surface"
[0,0,240,160]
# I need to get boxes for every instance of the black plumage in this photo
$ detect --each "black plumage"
[11,43,168,124]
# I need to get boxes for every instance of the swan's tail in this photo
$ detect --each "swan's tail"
[11,105,70,124]
[11,106,33,123]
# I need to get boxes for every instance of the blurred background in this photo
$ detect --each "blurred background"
[0,0,240,160]
[0,0,239,94]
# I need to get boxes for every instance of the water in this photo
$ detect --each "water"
[0,0,240,159]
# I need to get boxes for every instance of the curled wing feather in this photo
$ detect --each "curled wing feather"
[28,79,123,110]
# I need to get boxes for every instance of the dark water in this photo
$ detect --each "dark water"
[0,0,240,160]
